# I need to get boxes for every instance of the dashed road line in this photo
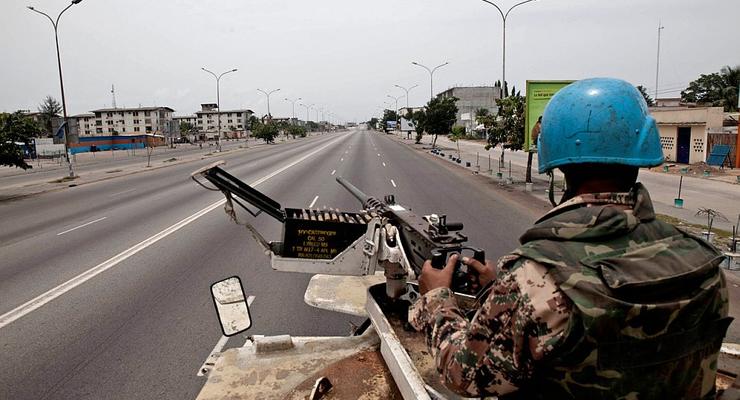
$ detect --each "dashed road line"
[57,217,108,236]
[382,162,386,167]
[331,169,336,175]
[0,137,344,330]
[391,179,397,188]
[109,189,136,197]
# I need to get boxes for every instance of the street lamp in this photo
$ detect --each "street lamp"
[284,97,302,125]
[386,94,405,117]
[412,61,449,100]
[201,67,238,151]
[394,84,419,110]
[257,88,281,121]
[654,21,665,101]
[28,0,84,177]
[479,0,536,94]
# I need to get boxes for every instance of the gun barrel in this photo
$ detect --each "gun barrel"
[336,177,370,207]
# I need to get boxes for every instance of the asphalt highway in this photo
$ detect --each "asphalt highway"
[0,130,543,399]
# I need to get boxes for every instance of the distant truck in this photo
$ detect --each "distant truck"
[384,120,397,133]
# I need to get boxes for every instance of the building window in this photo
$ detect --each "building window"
[133,119,140,124]
[108,128,114,133]
[237,124,243,129]
[107,112,113,117]
[119,112,124,117]
[198,120,203,125]
[96,121,102,126]
[146,126,152,132]
[145,119,152,124]
[107,120,114,125]
[96,128,103,133]
[134,127,140,132]
[133,111,139,116]
[144,111,151,117]
[95,112,101,118]
[228,119,233,123]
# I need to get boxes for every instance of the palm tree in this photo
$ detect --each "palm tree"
[720,65,739,111]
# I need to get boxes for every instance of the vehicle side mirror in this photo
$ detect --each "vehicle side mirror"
[210,276,252,336]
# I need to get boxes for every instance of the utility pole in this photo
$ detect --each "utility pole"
[655,21,665,101]
[412,61,449,100]
[480,0,536,95]
[28,0,85,178]
[257,88,281,122]
[202,67,238,152]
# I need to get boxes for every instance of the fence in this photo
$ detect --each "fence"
[707,132,737,168]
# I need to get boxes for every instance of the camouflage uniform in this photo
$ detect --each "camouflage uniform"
[409,184,730,399]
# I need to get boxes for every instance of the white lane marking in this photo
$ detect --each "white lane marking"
[377,153,380,157]
[109,189,136,197]
[57,217,108,236]
[382,162,386,167]
[0,138,343,330]
[331,169,336,175]
[197,296,255,376]
[340,158,344,162]
[309,195,319,208]
[391,179,397,188]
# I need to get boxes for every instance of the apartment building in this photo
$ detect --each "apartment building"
[438,86,502,132]
[177,104,254,139]
[84,106,175,136]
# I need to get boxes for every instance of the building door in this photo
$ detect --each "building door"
[676,127,691,164]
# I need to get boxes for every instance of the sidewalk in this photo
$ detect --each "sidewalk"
[416,134,740,233]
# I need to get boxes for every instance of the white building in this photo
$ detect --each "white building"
[82,106,175,136]
[177,104,253,140]
[651,106,724,164]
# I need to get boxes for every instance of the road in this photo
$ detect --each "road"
[0,130,543,399]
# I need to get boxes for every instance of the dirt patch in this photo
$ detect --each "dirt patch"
[657,214,738,252]
[657,162,739,178]
[105,169,123,174]
[163,158,178,163]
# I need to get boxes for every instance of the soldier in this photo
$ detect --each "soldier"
[410,78,731,399]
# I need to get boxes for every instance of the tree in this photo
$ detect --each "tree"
[252,122,279,144]
[487,94,525,171]
[636,85,655,106]
[0,112,42,169]
[287,124,307,139]
[450,125,466,158]
[681,65,740,111]
[412,109,427,144]
[425,96,458,148]
[367,117,379,130]
[38,95,62,137]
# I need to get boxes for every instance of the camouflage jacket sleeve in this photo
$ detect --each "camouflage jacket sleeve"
[408,256,572,397]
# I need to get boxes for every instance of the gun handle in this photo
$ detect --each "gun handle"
[431,250,446,269]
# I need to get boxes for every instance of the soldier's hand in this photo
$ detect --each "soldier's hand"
[419,254,457,294]
[462,257,496,288]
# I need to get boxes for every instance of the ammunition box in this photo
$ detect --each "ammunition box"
[281,208,368,259]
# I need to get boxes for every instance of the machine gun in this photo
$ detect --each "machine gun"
[192,162,485,297]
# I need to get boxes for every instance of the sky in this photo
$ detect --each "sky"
[2,0,738,123]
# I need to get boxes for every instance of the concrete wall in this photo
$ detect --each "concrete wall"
[439,87,501,132]
[651,107,724,164]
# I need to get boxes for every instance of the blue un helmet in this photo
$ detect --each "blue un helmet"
[538,78,664,174]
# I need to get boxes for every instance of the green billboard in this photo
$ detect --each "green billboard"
[525,80,574,151]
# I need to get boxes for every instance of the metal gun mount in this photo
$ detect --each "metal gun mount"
[192,162,484,297]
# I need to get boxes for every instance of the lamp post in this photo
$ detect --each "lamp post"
[654,21,665,101]
[412,61,449,100]
[386,95,405,117]
[480,0,536,95]
[284,97,301,125]
[394,84,419,110]
[257,88,281,121]
[201,67,237,152]
[28,0,84,178]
